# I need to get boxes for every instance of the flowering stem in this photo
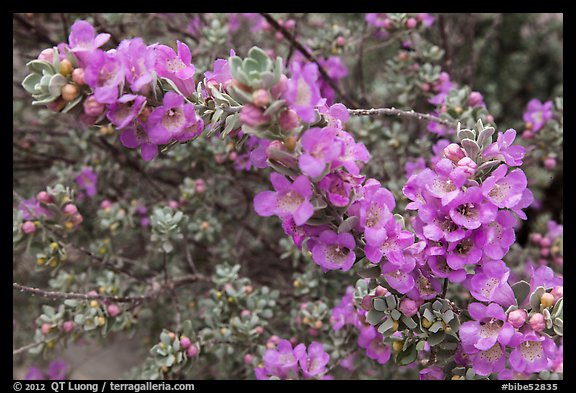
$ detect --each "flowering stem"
[260,13,361,109]
[441,278,449,298]
[347,107,454,127]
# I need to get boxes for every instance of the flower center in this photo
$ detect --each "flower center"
[520,341,543,362]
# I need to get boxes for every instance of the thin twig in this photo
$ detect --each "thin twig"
[13,339,50,356]
[260,13,360,109]
[347,107,454,127]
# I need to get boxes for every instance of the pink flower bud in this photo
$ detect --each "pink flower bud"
[530,233,543,244]
[374,286,388,297]
[223,283,233,291]
[507,309,527,329]
[38,48,54,62]
[195,179,206,194]
[443,143,466,163]
[279,109,300,131]
[186,345,199,357]
[336,36,346,46]
[540,237,552,248]
[485,114,494,123]
[63,204,78,215]
[269,335,280,344]
[522,130,535,140]
[284,19,296,30]
[241,310,251,317]
[180,336,191,349]
[83,95,106,117]
[41,323,52,335]
[308,328,318,337]
[252,89,271,107]
[72,68,85,85]
[554,256,563,266]
[420,83,430,92]
[361,295,373,311]
[71,213,83,225]
[271,75,288,98]
[457,157,478,177]
[243,353,254,365]
[382,19,393,30]
[240,104,269,127]
[468,91,484,107]
[544,157,557,170]
[406,18,417,29]
[22,221,36,234]
[255,326,265,335]
[540,247,550,257]
[62,321,75,333]
[399,298,419,317]
[168,200,179,210]
[275,31,283,41]
[229,151,238,161]
[289,336,298,346]
[551,286,563,302]
[100,200,113,210]
[107,304,120,317]
[36,191,52,204]
[529,313,546,332]
[265,49,276,59]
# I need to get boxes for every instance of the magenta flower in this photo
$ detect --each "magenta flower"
[155,41,196,97]
[355,187,395,247]
[460,303,515,352]
[284,62,322,123]
[428,255,467,283]
[482,129,525,167]
[253,173,314,226]
[332,130,370,175]
[83,50,125,104]
[448,186,497,230]
[311,230,356,272]
[418,13,436,27]
[445,233,483,269]
[299,127,343,178]
[317,172,359,207]
[119,125,158,161]
[147,92,203,144]
[364,220,414,265]
[356,324,391,365]
[468,343,507,376]
[258,339,300,379]
[509,332,557,374]
[75,167,98,197]
[205,52,233,86]
[295,342,330,378]
[330,287,356,330]
[479,210,517,260]
[481,165,527,209]
[117,38,156,93]
[407,268,441,300]
[25,367,45,380]
[47,360,68,380]
[107,94,146,129]
[68,20,110,61]
[318,102,350,129]
[469,260,515,307]
[381,262,416,294]
[422,160,465,206]
[417,199,466,243]
[419,366,444,380]
[523,99,553,132]
[18,197,51,220]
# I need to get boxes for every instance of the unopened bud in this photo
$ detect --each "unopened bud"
[61,84,79,102]
[507,309,527,329]
[22,221,36,234]
[443,143,466,164]
[540,293,555,308]
[457,157,477,177]
[529,313,546,332]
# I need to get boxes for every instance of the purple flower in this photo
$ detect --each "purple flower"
[25,367,45,380]
[405,157,426,178]
[75,168,98,197]
[318,56,348,105]
[417,199,466,243]
[154,41,196,97]
[468,260,515,307]
[445,233,483,269]
[119,124,158,161]
[117,38,156,93]
[253,173,314,226]
[419,366,444,380]
[147,92,203,144]
[47,360,68,380]
[523,99,553,132]
[468,343,507,376]
[482,129,525,167]
[317,172,360,207]
[448,186,497,230]
[284,62,322,123]
[107,94,146,129]
[330,287,356,330]
[428,255,467,283]
[418,13,436,27]
[259,339,300,379]
[479,210,517,260]
[205,55,232,86]
[528,265,563,294]
[481,165,527,209]
[68,20,110,62]
[381,261,416,294]
[422,160,465,206]
[295,342,330,378]
[460,303,515,351]
[311,230,356,272]
[509,332,557,374]
[332,130,370,175]
[356,187,395,247]
[18,198,51,220]
[364,220,414,265]
[407,268,441,300]
[299,127,343,178]
[318,103,350,129]
[83,50,125,104]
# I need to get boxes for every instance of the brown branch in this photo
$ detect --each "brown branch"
[13,13,57,46]
[347,107,454,127]
[260,13,360,109]
[13,339,50,356]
